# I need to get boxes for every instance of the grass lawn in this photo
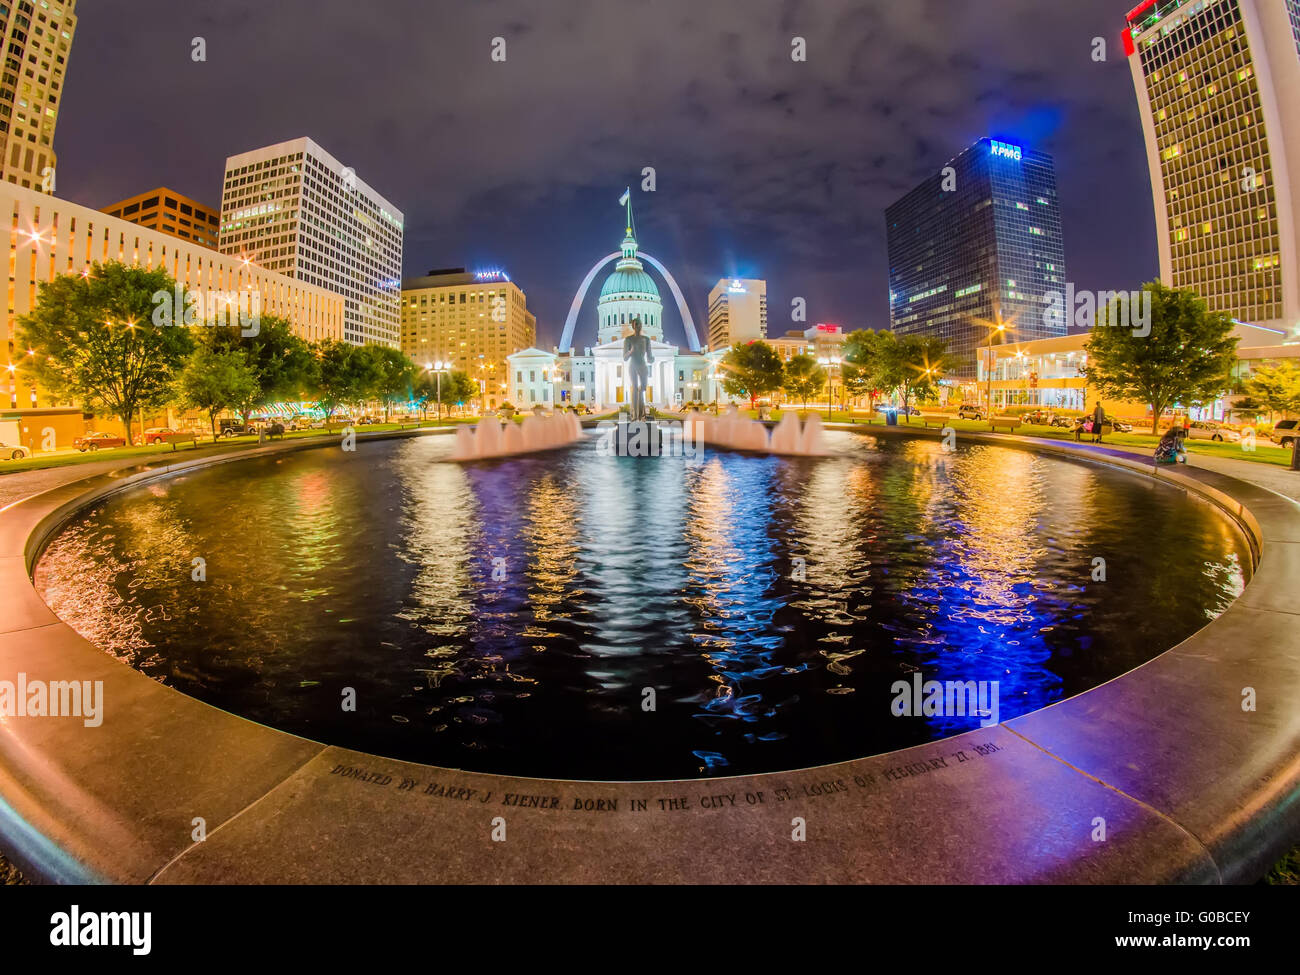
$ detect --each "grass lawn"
[0,418,472,476]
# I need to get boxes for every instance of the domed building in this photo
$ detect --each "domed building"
[596,224,663,345]
[508,200,726,413]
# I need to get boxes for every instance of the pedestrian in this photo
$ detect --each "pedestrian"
[1091,401,1107,444]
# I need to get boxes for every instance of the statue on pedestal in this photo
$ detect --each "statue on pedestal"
[623,317,653,422]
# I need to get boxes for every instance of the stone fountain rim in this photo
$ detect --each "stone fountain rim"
[0,423,1295,884]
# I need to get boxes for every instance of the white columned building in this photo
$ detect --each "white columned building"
[508,202,726,412]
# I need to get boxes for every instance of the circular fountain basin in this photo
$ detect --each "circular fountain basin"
[33,429,1249,781]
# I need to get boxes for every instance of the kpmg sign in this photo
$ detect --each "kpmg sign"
[990,140,1023,161]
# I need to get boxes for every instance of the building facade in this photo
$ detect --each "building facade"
[0,0,75,191]
[101,187,220,248]
[400,268,535,411]
[1125,0,1300,337]
[766,324,848,362]
[508,206,725,411]
[975,319,1290,420]
[3,182,345,411]
[707,277,767,348]
[219,137,403,347]
[886,138,1067,379]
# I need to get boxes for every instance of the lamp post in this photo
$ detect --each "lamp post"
[818,355,841,421]
[985,322,1006,416]
[710,370,721,414]
[425,361,448,426]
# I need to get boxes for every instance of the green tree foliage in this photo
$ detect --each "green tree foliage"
[360,344,420,419]
[720,340,785,407]
[1244,360,1300,419]
[781,353,827,411]
[312,340,372,425]
[886,334,950,419]
[840,330,890,406]
[202,315,315,421]
[1085,282,1238,434]
[16,261,194,443]
[176,346,260,439]
[415,368,476,417]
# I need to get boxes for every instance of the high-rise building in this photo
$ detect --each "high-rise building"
[886,138,1067,378]
[101,187,220,249]
[219,137,403,346]
[707,277,767,349]
[400,268,535,408]
[0,0,77,191]
[1125,0,1300,334]
[3,182,345,410]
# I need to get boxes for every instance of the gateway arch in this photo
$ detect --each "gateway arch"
[559,251,703,353]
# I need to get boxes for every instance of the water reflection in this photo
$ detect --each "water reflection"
[34,432,1250,779]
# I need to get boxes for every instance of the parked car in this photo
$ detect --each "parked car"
[1268,419,1299,447]
[216,417,257,438]
[143,426,178,445]
[956,405,986,420]
[354,414,381,425]
[0,442,29,460]
[1187,420,1240,442]
[1020,409,1055,426]
[1109,418,1134,433]
[73,431,127,452]
[877,404,921,416]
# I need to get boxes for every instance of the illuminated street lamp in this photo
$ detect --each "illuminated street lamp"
[984,320,1008,415]
[425,360,448,425]
[818,355,842,421]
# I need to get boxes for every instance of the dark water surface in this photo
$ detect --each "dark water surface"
[34,431,1249,779]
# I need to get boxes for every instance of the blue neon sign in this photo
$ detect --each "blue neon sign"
[990,141,1023,161]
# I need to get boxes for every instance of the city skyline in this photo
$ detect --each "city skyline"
[50,0,1158,349]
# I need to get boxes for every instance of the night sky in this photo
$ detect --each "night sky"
[57,0,1156,349]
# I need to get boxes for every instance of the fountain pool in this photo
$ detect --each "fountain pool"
[32,428,1249,780]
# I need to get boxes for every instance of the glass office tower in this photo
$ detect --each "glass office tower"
[886,138,1067,378]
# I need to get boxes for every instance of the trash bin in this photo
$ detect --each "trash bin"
[885,409,898,427]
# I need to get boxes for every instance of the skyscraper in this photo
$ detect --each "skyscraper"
[1125,0,1300,334]
[400,268,536,406]
[707,277,767,349]
[886,138,1067,378]
[219,137,403,346]
[101,187,221,249]
[0,0,77,191]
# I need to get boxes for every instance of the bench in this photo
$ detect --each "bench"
[160,431,198,451]
[988,416,1020,432]
[920,413,950,429]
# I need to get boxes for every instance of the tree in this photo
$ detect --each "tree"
[177,346,260,439]
[361,345,420,420]
[1085,282,1238,434]
[416,368,476,418]
[720,340,785,408]
[880,334,950,422]
[203,315,315,423]
[16,261,194,444]
[781,353,827,412]
[1244,361,1300,419]
[841,330,890,409]
[312,340,371,426]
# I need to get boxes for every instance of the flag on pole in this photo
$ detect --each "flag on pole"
[618,187,630,207]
